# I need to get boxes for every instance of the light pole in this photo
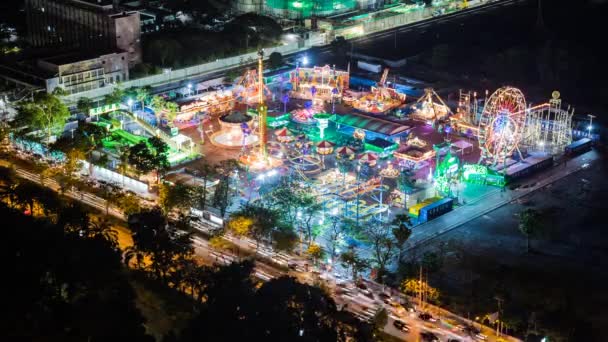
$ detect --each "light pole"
[356,164,361,226]
[587,114,595,138]
[127,98,133,112]
[187,83,193,97]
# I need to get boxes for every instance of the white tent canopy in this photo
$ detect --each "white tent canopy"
[451,140,474,155]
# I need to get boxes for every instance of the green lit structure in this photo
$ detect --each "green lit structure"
[265,0,356,18]
[461,164,505,187]
[434,150,460,196]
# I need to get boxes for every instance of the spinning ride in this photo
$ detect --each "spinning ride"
[352,68,405,114]
[478,87,526,165]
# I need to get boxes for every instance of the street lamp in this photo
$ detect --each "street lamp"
[187,83,193,96]
[302,55,309,66]
[587,114,595,138]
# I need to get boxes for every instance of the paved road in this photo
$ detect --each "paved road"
[4,156,521,341]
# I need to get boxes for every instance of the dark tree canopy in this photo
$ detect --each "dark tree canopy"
[0,202,152,341]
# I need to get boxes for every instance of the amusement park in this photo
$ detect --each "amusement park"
[8,45,593,257]
[181,50,587,226]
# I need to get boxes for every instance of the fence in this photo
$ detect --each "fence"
[61,39,320,104]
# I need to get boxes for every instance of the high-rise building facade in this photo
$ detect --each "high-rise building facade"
[25,0,141,65]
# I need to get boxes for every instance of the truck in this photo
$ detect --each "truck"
[357,60,382,73]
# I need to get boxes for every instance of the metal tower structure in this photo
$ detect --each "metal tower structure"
[257,49,268,161]
[523,91,573,154]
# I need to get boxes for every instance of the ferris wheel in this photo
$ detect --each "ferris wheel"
[478,87,527,165]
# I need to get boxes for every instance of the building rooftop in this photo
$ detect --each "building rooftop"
[41,50,125,66]
[70,0,116,11]
[333,112,410,136]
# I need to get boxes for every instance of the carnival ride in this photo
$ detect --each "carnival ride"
[394,135,435,169]
[522,91,573,154]
[209,111,258,149]
[178,90,235,124]
[233,69,272,105]
[238,50,282,171]
[478,87,527,166]
[411,88,451,122]
[352,68,406,114]
[290,64,349,102]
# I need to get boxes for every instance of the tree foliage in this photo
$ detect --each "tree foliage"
[127,208,194,283]
[16,92,70,140]
[0,199,152,341]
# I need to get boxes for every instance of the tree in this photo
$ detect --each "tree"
[401,278,440,303]
[307,243,324,266]
[127,208,194,283]
[340,248,369,281]
[271,226,298,253]
[325,217,349,264]
[193,162,216,210]
[105,86,125,105]
[135,87,150,110]
[365,224,397,283]
[150,95,167,124]
[1,202,153,341]
[159,181,194,213]
[252,277,343,341]
[227,215,254,237]
[76,97,93,115]
[147,38,182,67]
[392,213,412,262]
[117,146,131,183]
[371,308,388,337]
[64,148,85,177]
[16,92,70,141]
[232,202,280,252]
[268,51,283,69]
[164,101,180,122]
[128,137,169,181]
[212,175,232,217]
[519,208,540,253]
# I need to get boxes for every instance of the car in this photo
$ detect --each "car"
[392,320,410,332]
[463,325,480,335]
[419,313,437,322]
[420,331,440,342]
[475,333,488,340]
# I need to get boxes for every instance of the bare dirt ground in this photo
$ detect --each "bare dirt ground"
[411,147,608,340]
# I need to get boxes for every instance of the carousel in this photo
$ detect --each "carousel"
[210,111,258,149]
